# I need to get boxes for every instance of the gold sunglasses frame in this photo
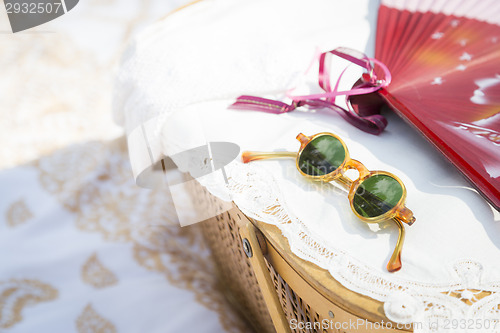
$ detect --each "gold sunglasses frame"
[241,132,416,272]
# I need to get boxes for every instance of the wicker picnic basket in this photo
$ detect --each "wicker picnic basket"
[190,180,411,333]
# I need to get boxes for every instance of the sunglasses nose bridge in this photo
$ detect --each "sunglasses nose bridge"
[345,159,370,179]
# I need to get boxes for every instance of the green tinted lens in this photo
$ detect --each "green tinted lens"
[298,135,346,176]
[353,174,403,218]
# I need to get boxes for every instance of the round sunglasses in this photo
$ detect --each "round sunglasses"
[241,132,416,272]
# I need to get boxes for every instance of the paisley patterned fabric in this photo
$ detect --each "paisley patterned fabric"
[0,1,250,332]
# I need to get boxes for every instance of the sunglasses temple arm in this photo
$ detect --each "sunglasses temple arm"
[387,218,405,273]
[241,151,297,163]
[334,175,354,191]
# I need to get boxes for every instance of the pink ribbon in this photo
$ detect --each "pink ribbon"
[229,47,391,135]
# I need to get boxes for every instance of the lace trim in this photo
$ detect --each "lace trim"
[199,162,500,330]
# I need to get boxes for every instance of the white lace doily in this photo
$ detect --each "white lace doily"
[113,0,500,330]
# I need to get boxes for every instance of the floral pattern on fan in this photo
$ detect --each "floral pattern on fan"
[374,0,500,209]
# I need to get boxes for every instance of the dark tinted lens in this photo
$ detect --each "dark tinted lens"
[353,174,403,218]
[298,135,346,176]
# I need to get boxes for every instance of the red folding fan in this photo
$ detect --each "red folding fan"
[374,0,500,210]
